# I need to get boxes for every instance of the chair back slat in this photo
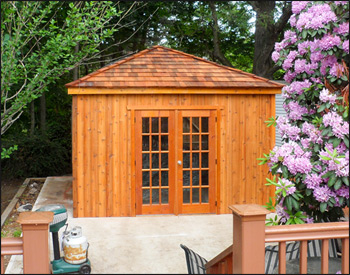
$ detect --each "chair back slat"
[180,244,208,274]
[265,242,300,274]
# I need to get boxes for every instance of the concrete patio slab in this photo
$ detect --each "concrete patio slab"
[6,176,234,274]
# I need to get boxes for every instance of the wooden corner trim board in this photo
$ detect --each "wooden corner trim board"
[67,87,282,95]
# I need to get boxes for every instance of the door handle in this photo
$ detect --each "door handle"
[178,160,182,165]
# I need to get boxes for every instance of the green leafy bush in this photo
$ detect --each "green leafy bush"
[1,134,71,178]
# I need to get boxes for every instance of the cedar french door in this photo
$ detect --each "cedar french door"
[135,110,216,215]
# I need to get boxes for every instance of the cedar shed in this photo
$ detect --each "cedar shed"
[66,45,283,218]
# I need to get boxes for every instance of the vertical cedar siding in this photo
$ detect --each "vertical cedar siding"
[71,93,276,217]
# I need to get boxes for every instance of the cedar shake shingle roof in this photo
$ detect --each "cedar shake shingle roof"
[65,45,284,89]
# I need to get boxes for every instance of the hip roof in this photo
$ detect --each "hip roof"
[65,45,284,89]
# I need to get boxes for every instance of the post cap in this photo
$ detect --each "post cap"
[229,204,270,217]
[17,211,54,225]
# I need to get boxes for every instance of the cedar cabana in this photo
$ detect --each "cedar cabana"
[65,45,283,217]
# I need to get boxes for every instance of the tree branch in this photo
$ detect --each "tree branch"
[274,1,292,33]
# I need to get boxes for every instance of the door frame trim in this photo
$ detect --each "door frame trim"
[130,106,221,216]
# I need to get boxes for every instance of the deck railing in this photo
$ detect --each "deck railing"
[205,245,233,273]
[1,211,53,274]
[205,204,349,274]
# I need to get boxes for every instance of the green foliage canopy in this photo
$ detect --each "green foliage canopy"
[1,1,133,137]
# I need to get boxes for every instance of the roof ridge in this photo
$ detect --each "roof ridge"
[65,47,158,87]
[153,45,283,87]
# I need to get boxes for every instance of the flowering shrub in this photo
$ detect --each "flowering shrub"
[260,1,349,225]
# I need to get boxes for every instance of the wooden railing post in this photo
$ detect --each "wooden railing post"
[17,211,54,274]
[229,204,270,274]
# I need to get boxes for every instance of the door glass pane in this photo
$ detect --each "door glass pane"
[152,171,159,186]
[161,136,168,150]
[161,171,168,186]
[192,117,199,133]
[202,135,208,150]
[143,189,150,204]
[152,136,159,151]
[152,118,159,133]
[152,154,159,169]
[192,188,199,203]
[201,188,209,203]
[183,118,190,133]
[192,153,199,168]
[183,135,190,150]
[183,171,190,186]
[201,117,208,132]
[183,153,190,168]
[201,153,208,168]
[161,189,168,204]
[161,118,168,133]
[142,118,149,133]
[192,135,199,150]
[152,189,159,204]
[142,136,149,151]
[183,188,190,203]
[202,170,208,186]
[142,154,149,169]
[192,170,199,186]
[161,153,168,168]
[142,171,149,187]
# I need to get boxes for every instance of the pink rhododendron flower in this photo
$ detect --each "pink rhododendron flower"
[336,186,350,199]
[289,14,297,27]
[294,59,307,74]
[320,55,338,75]
[283,70,297,83]
[330,63,345,77]
[292,1,309,14]
[276,116,301,141]
[319,88,337,104]
[302,122,323,144]
[305,217,314,224]
[310,50,324,63]
[313,186,333,202]
[282,59,293,70]
[275,42,285,52]
[271,51,280,63]
[334,22,349,35]
[283,155,313,175]
[319,34,342,50]
[305,174,323,189]
[284,101,309,121]
[323,111,349,139]
[334,1,348,5]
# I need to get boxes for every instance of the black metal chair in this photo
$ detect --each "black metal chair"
[265,241,300,274]
[180,244,208,274]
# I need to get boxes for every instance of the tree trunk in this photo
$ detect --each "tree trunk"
[252,1,277,78]
[40,92,46,134]
[30,100,35,136]
[209,2,233,67]
[249,1,292,79]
